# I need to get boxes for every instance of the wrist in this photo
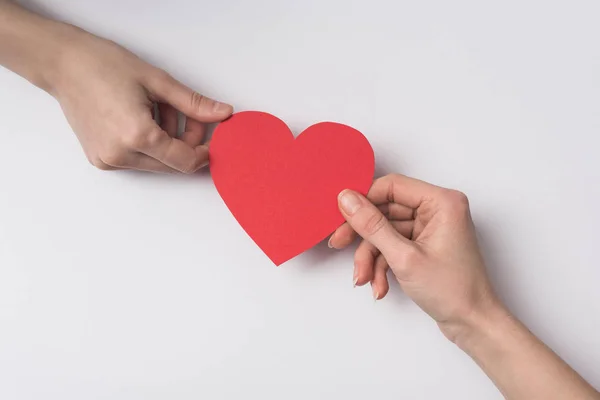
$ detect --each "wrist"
[0,2,81,94]
[34,22,85,96]
[438,298,513,350]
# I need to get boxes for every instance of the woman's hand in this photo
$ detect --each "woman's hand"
[0,1,232,173]
[329,174,500,340]
[330,174,600,399]
[50,27,232,173]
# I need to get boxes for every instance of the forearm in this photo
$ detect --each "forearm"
[455,305,599,400]
[0,0,74,93]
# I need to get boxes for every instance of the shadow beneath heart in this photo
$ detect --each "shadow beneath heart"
[300,238,351,268]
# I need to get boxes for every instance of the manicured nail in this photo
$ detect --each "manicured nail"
[372,286,379,301]
[339,190,361,215]
[327,236,334,249]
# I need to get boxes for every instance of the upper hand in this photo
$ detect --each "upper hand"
[50,27,233,173]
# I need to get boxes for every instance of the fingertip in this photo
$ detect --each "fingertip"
[338,188,351,200]
[354,276,370,287]
[182,129,205,147]
[214,102,234,118]
[191,145,210,171]
[353,261,370,286]
[372,255,390,300]
[372,278,389,300]
[328,223,357,249]
[371,283,380,301]
[354,250,376,286]
[338,189,363,216]
[195,144,209,156]
[327,234,336,249]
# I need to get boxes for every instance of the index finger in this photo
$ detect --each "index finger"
[329,174,441,249]
[181,117,207,147]
[329,203,413,248]
[367,173,444,208]
[140,126,208,173]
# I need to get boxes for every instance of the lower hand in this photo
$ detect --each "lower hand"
[50,26,233,173]
[330,174,501,340]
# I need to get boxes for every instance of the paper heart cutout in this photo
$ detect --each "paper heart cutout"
[210,111,375,265]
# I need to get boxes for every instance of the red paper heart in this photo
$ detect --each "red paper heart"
[209,111,375,265]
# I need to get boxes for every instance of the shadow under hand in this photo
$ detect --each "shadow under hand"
[118,166,212,181]
[382,270,411,306]
[473,212,518,313]
[17,0,61,19]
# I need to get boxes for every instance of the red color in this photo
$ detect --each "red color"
[210,111,375,265]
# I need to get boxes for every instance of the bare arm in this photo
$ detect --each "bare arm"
[0,0,233,173]
[332,174,600,399]
[454,306,598,400]
[0,0,67,91]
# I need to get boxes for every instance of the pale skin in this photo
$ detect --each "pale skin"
[1,1,599,398]
[0,0,233,173]
[332,176,600,399]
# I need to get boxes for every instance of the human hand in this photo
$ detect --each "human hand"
[329,174,501,340]
[49,26,232,173]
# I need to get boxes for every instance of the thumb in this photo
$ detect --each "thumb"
[147,70,233,122]
[338,189,412,262]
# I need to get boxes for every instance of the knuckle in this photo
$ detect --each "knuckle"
[444,189,470,214]
[373,174,401,203]
[362,211,387,236]
[190,91,209,111]
[154,68,171,81]
[403,246,422,265]
[383,173,403,185]
[144,127,165,148]
[376,174,396,187]
[180,160,199,175]
[100,149,127,167]
[121,130,145,149]
[122,126,160,149]
[149,68,172,90]
[392,247,421,276]
[89,157,110,170]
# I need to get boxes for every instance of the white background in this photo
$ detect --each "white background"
[1,1,599,399]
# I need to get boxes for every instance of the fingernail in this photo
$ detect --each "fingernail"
[213,101,232,114]
[339,190,361,215]
[353,277,358,288]
[327,236,334,249]
[372,286,379,301]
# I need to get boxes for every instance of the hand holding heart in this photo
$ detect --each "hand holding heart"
[49,25,233,172]
[209,112,500,338]
[332,174,501,344]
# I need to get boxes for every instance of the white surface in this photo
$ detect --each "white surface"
[1,0,599,398]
